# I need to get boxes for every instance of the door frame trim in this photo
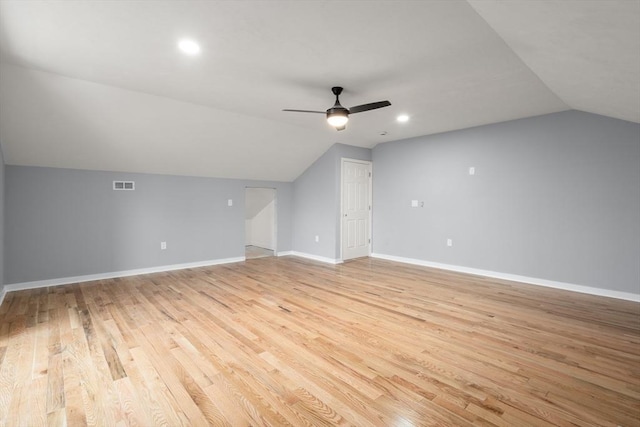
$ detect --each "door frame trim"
[339,158,373,262]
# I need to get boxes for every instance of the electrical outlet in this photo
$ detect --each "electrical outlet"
[161,241,167,250]
[227,199,233,206]
[469,166,475,175]
[447,239,452,247]
[411,200,419,207]
[315,235,320,242]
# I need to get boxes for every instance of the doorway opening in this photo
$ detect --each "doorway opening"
[245,187,277,259]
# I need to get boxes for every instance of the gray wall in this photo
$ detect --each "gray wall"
[372,110,640,294]
[5,112,638,295]
[5,166,292,284]
[0,146,4,293]
[293,143,371,260]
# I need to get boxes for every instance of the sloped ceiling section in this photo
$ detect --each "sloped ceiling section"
[468,0,640,123]
[0,64,330,181]
[0,1,637,181]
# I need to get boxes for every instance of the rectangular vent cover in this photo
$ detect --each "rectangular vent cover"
[113,181,135,190]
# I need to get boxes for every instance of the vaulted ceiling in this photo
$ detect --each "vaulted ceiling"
[0,1,638,182]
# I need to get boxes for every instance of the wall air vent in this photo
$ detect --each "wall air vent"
[113,181,135,191]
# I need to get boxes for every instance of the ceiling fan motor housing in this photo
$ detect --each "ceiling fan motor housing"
[326,106,349,117]
[328,86,349,120]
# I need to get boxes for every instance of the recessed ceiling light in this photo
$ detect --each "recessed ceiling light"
[397,114,409,123]
[178,39,201,56]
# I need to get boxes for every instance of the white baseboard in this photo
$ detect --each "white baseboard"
[371,253,640,302]
[286,251,343,265]
[3,256,246,294]
[5,252,634,304]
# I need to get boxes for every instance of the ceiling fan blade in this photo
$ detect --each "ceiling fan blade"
[349,100,391,114]
[336,125,346,131]
[282,109,325,114]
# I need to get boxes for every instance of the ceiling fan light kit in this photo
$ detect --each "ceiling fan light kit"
[284,86,391,131]
[326,110,349,127]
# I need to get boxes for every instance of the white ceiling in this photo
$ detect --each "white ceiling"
[0,1,637,182]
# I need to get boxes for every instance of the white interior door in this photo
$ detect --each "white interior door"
[341,159,371,260]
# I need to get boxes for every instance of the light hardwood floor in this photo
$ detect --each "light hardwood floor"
[0,256,638,426]
[245,246,275,260]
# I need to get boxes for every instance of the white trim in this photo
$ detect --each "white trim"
[0,288,6,307]
[371,253,640,302]
[286,251,343,265]
[276,251,294,257]
[3,257,246,293]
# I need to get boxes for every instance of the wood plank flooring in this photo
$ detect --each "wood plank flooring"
[0,256,639,426]
[245,246,275,260]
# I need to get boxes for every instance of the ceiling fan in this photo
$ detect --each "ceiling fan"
[283,87,391,131]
